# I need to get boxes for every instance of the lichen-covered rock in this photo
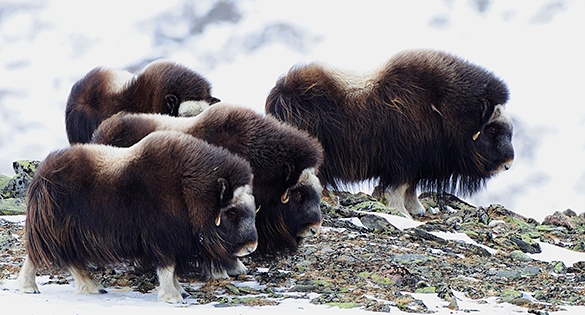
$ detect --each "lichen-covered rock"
[1,173,32,198]
[542,211,576,230]
[0,160,40,199]
[12,160,40,177]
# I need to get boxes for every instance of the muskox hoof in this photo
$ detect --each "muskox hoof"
[22,287,40,294]
[181,292,191,299]
[159,292,187,304]
[98,288,108,294]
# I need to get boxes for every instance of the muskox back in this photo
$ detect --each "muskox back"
[266,49,514,217]
[65,59,220,144]
[21,130,257,302]
[92,103,324,254]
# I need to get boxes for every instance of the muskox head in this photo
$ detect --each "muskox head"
[256,166,323,254]
[214,180,258,258]
[472,104,514,176]
[140,59,221,117]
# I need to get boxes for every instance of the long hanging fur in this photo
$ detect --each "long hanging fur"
[92,103,324,255]
[65,60,220,144]
[25,130,256,280]
[265,49,514,216]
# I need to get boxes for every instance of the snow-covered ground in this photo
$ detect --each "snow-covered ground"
[2,214,585,314]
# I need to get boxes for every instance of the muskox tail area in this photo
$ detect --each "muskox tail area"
[266,63,341,128]
[25,173,63,269]
[65,67,132,144]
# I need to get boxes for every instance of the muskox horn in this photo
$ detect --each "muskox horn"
[215,213,222,227]
[472,131,481,141]
[281,188,290,204]
[256,205,261,213]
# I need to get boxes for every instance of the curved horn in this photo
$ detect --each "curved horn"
[215,213,221,227]
[472,131,481,141]
[281,188,290,204]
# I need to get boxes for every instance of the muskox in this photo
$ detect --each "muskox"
[18,130,257,303]
[265,49,514,218]
[91,103,324,254]
[65,59,220,144]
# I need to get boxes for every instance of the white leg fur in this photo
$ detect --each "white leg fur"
[156,265,185,303]
[69,266,106,294]
[173,277,189,298]
[404,186,426,216]
[18,255,40,294]
[384,184,413,219]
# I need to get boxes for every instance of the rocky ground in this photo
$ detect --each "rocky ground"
[1,161,585,314]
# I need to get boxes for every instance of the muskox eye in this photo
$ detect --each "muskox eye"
[227,207,238,216]
[293,191,303,202]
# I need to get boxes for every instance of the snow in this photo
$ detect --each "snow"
[1,0,585,313]
[0,280,560,315]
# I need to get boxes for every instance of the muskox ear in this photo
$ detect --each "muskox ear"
[487,104,503,123]
[165,94,180,116]
[217,178,231,205]
[209,96,221,105]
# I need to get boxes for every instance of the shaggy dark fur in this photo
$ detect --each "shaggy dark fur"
[265,49,514,217]
[92,103,324,255]
[20,130,256,302]
[65,59,220,144]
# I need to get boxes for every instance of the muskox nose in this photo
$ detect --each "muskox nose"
[234,241,258,257]
[492,159,513,175]
[297,222,322,238]
[502,159,513,171]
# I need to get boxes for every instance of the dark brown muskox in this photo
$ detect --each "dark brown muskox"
[65,59,220,144]
[18,130,257,303]
[91,103,324,255]
[265,49,514,218]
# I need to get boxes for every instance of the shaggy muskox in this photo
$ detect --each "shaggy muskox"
[65,59,220,144]
[265,49,514,218]
[18,130,257,303]
[91,103,324,254]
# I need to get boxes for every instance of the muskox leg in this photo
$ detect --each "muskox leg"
[404,184,425,216]
[373,184,413,219]
[156,265,187,303]
[18,255,40,294]
[69,266,107,294]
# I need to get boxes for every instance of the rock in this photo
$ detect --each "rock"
[436,284,458,310]
[542,211,576,230]
[12,160,40,177]
[550,261,567,274]
[509,234,542,254]
[509,250,533,262]
[1,173,32,198]
[1,160,40,199]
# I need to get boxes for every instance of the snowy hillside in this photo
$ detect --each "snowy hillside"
[0,0,584,223]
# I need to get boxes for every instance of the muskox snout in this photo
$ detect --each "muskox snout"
[297,221,322,238]
[493,158,514,174]
[234,241,258,257]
